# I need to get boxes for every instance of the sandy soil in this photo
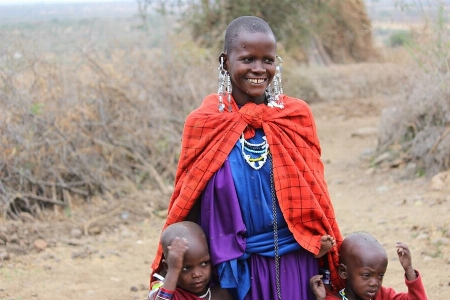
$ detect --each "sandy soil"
[0,77,449,300]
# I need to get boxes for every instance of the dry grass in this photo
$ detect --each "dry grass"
[376,12,450,178]
[1,3,448,219]
[0,18,217,218]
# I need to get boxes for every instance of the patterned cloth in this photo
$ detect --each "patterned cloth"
[151,93,344,290]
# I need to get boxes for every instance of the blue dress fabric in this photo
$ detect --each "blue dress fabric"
[200,129,318,300]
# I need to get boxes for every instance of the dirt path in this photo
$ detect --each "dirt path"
[1,96,449,299]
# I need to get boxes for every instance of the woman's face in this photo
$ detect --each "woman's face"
[224,31,277,107]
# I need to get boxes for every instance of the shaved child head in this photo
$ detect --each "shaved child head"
[339,232,387,265]
[161,221,208,257]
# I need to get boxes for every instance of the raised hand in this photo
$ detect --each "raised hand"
[396,242,417,281]
[166,237,189,271]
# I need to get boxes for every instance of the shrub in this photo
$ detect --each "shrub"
[377,1,450,177]
[388,30,414,47]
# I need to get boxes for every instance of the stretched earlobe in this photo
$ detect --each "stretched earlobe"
[218,53,227,70]
[218,53,224,63]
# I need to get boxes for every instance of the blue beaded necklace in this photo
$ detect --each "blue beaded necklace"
[239,133,269,170]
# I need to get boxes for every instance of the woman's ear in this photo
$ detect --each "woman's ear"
[338,263,348,279]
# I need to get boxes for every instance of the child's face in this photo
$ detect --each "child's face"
[177,239,211,295]
[340,250,388,300]
[224,31,277,106]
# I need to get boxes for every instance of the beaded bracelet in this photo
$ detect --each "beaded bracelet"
[156,287,174,300]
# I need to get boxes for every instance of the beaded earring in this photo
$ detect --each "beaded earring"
[267,55,284,109]
[218,56,226,112]
[226,69,232,112]
[217,56,232,112]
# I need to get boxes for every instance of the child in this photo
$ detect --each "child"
[148,221,233,300]
[310,232,427,300]
[151,15,343,300]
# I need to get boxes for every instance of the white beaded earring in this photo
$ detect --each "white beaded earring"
[267,55,284,109]
[218,56,233,112]
[226,69,232,112]
[218,56,226,112]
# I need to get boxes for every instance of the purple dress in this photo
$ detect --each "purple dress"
[200,129,318,300]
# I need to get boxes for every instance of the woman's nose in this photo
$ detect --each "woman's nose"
[251,60,265,72]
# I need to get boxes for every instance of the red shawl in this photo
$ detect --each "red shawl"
[151,94,343,290]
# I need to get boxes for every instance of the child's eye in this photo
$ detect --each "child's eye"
[242,58,253,63]
[182,266,189,272]
[264,58,275,64]
[201,261,211,267]
[362,273,370,278]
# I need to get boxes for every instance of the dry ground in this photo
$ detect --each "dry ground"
[0,64,449,300]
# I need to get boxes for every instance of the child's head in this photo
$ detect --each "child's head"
[338,232,388,300]
[161,221,211,295]
[221,16,278,106]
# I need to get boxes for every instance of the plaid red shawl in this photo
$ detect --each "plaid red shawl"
[151,94,343,290]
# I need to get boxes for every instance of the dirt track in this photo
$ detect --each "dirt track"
[0,68,449,300]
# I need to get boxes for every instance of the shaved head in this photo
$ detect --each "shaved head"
[223,16,276,53]
[161,221,207,257]
[339,232,387,265]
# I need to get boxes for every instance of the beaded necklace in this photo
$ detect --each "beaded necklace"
[199,287,211,300]
[239,133,269,170]
[339,288,373,300]
[339,289,349,300]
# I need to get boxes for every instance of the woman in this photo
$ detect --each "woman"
[151,16,343,300]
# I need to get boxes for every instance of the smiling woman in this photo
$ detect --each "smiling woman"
[150,15,343,300]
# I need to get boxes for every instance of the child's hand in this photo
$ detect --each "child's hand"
[159,237,189,294]
[166,237,189,271]
[396,242,417,280]
[310,275,326,300]
[314,235,336,258]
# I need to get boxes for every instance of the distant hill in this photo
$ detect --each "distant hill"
[0,1,447,24]
[0,1,137,23]
[365,0,450,23]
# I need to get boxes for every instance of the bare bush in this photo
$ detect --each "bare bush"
[378,71,450,176]
[376,2,450,177]
[0,23,216,218]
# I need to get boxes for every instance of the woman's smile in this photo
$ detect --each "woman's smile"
[246,78,268,84]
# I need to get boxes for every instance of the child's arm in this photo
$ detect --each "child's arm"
[310,275,326,300]
[396,242,417,281]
